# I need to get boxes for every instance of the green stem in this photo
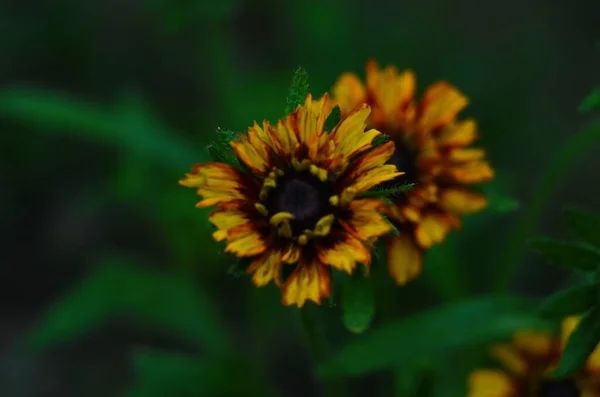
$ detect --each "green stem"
[494,119,600,291]
[299,308,347,397]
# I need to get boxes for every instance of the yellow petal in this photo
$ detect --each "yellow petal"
[247,249,283,287]
[274,118,300,156]
[490,344,528,376]
[342,198,392,240]
[332,72,367,114]
[209,209,252,241]
[439,188,488,214]
[330,104,376,159]
[512,330,555,360]
[467,369,517,397]
[386,233,423,285]
[417,82,468,131]
[317,232,370,274]
[230,130,271,176]
[438,119,478,147]
[297,93,331,159]
[344,164,403,195]
[341,140,401,187]
[179,162,256,208]
[282,262,331,307]
[224,232,267,257]
[449,148,487,162]
[415,213,452,248]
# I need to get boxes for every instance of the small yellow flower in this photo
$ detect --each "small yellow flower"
[332,60,494,285]
[468,317,600,397]
[180,93,402,307]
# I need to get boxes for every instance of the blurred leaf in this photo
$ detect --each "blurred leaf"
[285,67,309,114]
[342,273,375,334]
[539,283,599,318]
[485,193,520,213]
[578,87,600,113]
[317,295,548,379]
[564,206,600,250]
[359,183,415,199]
[123,347,269,397]
[28,259,231,355]
[324,105,341,132]
[555,307,600,378]
[0,88,199,171]
[153,0,240,33]
[423,243,470,300]
[529,238,600,273]
[372,134,390,148]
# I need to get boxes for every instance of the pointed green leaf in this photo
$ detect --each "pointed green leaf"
[529,237,600,273]
[285,67,309,114]
[342,273,375,334]
[317,295,549,379]
[27,259,230,355]
[324,105,341,132]
[538,283,599,318]
[578,87,600,113]
[555,306,600,378]
[372,134,390,148]
[359,183,416,198]
[123,348,269,397]
[564,206,600,250]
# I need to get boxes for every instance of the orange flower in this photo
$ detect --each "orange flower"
[468,318,600,397]
[332,60,494,285]
[180,93,402,307]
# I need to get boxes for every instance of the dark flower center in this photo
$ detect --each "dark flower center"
[267,172,333,235]
[538,379,579,397]
[376,135,418,195]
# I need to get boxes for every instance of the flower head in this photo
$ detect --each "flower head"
[333,60,494,285]
[180,93,402,307]
[468,317,600,397]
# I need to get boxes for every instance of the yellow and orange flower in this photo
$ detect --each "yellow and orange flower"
[332,60,494,285]
[468,317,600,397]
[179,93,402,307]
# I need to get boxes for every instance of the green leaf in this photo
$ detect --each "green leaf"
[372,134,390,148]
[485,193,520,213]
[324,105,341,132]
[0,88,198,171]
[317,295,549,379]
[359,183,416,198]
[27,259,230,355]
[555,306,600,378]
[123,348,270,397]
[285,66,309,114]
[342,273,375,334]
[564,206,600,250]
[538,283,599,318]
[529,237,600,273]
[578,87,600,113]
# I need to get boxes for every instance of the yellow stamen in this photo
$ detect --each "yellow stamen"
[309,164,328,182]
[298,234,308,246]
[313,214,335,237]
[270,212,295,226]
[329,195,340,206]
[277,221,293,238]
[340,187,357,205]
[292,158,311,171]
[254,203,268,216]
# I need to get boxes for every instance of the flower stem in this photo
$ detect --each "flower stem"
[300,307,347,397]
[494,119,600,291]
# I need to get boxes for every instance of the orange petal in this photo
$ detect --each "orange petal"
[439,187,488,214]
[417,82,468,131]
[467,369,517,397]
[444,161,495,184]
[386,233,423,285]
[415,213,452,248]
[282,261,331,308]
[247,249,283,287]
[332,72,367,114]
[317,232,370,274]
[342,198,392,240]
[343,164,403,196]
[449,148,487,162]
[366,60,416,120]
[330,104,378,159]
[179,162,256,208]
[341,140,401,188]
[209,209,252,241]
[438,119,478,147]
[489,344,528,376]
[512,331,555,360]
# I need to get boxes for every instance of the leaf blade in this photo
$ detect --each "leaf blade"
[341,274,375,334]
[538,283,599,318]
[529,237,600,273]
[564,206,600,250]
[555,307,600,378]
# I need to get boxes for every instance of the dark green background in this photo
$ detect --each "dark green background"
[1,0,599,396]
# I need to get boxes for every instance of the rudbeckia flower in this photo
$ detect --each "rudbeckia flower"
[468,317,600,397]
[332,60,494,285]
[179,93,402,307]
